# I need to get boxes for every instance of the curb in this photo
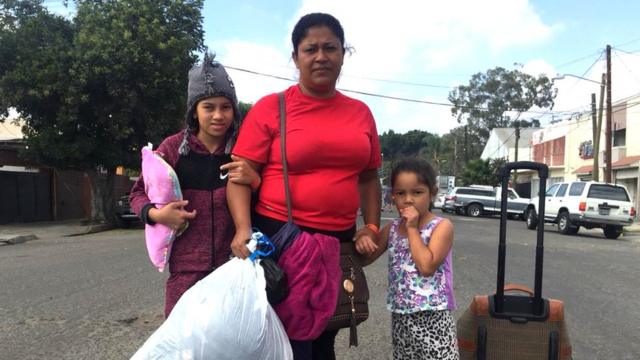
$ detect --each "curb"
[66,223,116,237]
[0,234,38,245]
[0,223,116,245]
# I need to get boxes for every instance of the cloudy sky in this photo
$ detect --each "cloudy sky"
[46,0,640,135]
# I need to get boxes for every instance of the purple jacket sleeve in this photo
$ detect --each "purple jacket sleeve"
[129,136,180,221]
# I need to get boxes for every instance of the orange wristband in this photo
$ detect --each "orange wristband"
[365,223,379,234]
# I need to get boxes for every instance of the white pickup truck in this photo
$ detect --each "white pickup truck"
[525,181,636,239]
[442,185,530,219]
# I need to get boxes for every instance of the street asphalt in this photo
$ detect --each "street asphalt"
[2,209,640,359]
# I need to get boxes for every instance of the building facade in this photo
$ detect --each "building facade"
[480,95,639,218]
[529,95,639,216]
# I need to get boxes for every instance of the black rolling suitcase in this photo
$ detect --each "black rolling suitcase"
[457,161,572,360]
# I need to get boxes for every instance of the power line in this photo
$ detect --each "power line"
[537,94,640,126]
[340,75,452,89]
[613,37,640,48]
[578,50,605,79]
[226,64,574,116]
[613,47,640,56]
[555,50,604,69]
[613,50,640,85]
[555,37,640,69]
[486,130,517,159]
[487,96,640,160]
[612,100,640,114]
[225,65,458,107]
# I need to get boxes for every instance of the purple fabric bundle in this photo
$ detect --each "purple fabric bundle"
[273,231,341,340]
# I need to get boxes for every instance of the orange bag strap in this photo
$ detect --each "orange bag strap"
[503,283,534,296]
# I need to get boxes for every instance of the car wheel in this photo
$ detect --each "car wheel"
[526,208,538,230]
[557,211,577,235]
[466,203,483,217]
[603,225,622,239]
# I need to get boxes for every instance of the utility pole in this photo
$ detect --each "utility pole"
[591,93,599,182]
[453,137,458,177]
[605,44,612,183]
[463,125,469,163]
[514,121,520,184]
[596,73,605,181]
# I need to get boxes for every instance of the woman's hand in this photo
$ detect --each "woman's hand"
[230,229,252,259]
[221,155,260,188]
[148,200,196,230]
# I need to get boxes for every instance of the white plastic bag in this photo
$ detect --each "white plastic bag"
[131,257,293,360]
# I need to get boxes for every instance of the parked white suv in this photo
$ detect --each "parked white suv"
[525,181,636,239]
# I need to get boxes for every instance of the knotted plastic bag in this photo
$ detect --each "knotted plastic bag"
[131,235,292,360]
[141,143,184,272]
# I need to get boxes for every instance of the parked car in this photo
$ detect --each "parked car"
[433,192,445,209]
[525,181,636,239]
[114,194,139,228]
[442,185,529,218]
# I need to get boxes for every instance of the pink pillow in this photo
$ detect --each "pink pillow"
[141,143,183,272]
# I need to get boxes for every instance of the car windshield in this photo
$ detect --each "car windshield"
[587,184,630,201]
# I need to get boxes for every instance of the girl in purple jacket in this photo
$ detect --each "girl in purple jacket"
[129,54,259,317]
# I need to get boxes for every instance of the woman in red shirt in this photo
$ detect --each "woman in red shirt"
[227,13,382,360]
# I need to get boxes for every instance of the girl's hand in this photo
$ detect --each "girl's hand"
[149,200,196,230]
[353,226,379,255]
[399,205,420,229]
[230,230,252,259]
[221,155,259,187]
[355,236,378,256]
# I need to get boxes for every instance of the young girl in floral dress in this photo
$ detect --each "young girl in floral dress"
[356,157,459,360]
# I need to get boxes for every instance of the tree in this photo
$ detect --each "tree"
[459,158,506,186]
[0,0,204,222]
[238,101,253,119]
[379,129,403,160]
[379,129,442,161]
[448,66,556,147]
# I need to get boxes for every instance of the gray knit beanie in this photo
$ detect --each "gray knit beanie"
[179,53,241,155]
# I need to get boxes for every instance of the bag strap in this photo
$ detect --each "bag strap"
[278,92,293,222]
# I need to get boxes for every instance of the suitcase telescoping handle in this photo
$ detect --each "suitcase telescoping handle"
[496,161,548,315]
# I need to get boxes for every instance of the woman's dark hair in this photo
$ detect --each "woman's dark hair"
[291,12,345,55]
[390,157,438,192]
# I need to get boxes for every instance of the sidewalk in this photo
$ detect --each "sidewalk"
[623,222,640,236]
[0,219,115,245]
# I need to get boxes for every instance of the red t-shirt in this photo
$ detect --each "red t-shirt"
[233,85,381,231]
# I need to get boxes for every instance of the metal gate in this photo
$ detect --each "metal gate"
[0,170,51,224]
